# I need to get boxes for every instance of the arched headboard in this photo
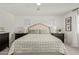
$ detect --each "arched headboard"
[28,23,49,29]
[28,23,51,34]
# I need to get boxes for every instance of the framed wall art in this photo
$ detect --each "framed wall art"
[65,16,72,31]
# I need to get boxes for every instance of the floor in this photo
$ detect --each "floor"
[65,45,79,55]
[0,47,9,55]
[0,44,79,55]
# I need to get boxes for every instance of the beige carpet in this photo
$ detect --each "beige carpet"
[0,47,9,55]
[0,44,79,55]
[65,44,79,55]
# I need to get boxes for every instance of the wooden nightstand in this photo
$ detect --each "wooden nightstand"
[15,33,28,40]
[51,33,64,43]
[0,32,9,51]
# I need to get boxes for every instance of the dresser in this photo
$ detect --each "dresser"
[15,33,28,40]
[51,33,64,43]
[0,32,9,51]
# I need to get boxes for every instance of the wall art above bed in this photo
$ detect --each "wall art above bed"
[65,16,72,31]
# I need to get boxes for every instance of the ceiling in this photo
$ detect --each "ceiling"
[0,3,79,16]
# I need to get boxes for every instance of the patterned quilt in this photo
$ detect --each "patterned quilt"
[8,34,68,55]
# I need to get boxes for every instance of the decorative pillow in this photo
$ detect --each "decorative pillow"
[39,29,50,34]
[29,29,39,34]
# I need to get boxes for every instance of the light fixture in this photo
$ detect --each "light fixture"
[36,3,41,11]
[37,3,41,5]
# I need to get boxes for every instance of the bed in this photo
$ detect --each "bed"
[8,23,68,55]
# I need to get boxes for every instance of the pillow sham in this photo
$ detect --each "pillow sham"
[28,29,39,34]
[39,29,50,34]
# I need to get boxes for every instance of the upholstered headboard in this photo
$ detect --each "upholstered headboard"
[28,23,51,34]
[29,23,49,29]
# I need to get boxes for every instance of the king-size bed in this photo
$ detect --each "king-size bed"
[8,23,68,55]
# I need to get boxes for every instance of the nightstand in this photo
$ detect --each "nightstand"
[51,33,64,43]
[0,32,9,51]
[15,33,28,40]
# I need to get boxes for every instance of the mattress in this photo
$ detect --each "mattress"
[8,34,68,55]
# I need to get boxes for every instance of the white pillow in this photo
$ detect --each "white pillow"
[29,29,39,34]
[39,29,50,34]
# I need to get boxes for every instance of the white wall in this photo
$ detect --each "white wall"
[13,16,64,33]
[0,10,15,32]
[0,10,64,33]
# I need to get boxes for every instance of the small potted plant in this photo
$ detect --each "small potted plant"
[57,29,62,33]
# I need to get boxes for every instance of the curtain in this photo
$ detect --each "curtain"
[72,11,78,47]
[76,9,79,47]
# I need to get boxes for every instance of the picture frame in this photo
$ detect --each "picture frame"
[65,16,72,31]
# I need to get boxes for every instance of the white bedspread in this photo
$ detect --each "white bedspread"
[8,34,68,55]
